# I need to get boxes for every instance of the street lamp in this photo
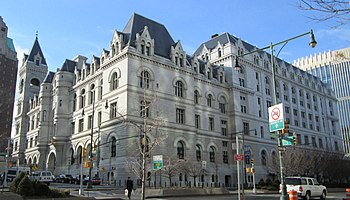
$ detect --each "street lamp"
[234,30,317,200]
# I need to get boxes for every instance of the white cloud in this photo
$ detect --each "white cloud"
[316,28,350,42]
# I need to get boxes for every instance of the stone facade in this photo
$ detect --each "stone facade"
[12,13,343,187]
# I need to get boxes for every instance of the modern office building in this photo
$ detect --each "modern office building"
[294,48,350,156]
[12,13,343,187]
[0,16,18,153]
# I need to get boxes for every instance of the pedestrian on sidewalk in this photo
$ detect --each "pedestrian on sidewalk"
[126,177,133,200]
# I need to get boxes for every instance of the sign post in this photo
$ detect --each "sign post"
[268,103,284,132]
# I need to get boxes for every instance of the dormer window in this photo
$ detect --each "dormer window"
[35,58,40,66]
[218,48,222,58]
[146,43,151,56]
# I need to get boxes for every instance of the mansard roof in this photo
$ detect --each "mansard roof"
[60,59,76,73]
[193,33,238,56]
[123,13,175,59]
[27,36,47,65]
[43,71,55,83]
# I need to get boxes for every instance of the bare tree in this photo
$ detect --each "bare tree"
[160,156,182,186]
[117,85,167,200]
[178,160,208,187]
[297,0,350,26]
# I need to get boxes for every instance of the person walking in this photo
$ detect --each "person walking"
[126,177,133,200]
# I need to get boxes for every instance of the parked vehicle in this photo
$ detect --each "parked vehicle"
[56,174,73,183]
[282,177,327,200]
[6,167,30,182]
[31,171,53,185]
[82,176,101,185]
[69,175,79,184]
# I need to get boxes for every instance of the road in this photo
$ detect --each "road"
[147,193,346,200]
[50,183,347,200]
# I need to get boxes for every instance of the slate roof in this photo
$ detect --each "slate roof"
[27,36,47,65]
[193,33,238,56]
[43,72,55,83]
[60,59,76,73]
[123,13,175,59]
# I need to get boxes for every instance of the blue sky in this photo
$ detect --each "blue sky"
[1,0,350,71]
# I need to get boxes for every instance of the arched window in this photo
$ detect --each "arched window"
[175,81,184,97]
[111,44,115,56]
[218,48,222,58]
[209,146,215,162]
[207,94,213,107]
[177,141,185,159]
[70,148,75,165]
[30,78,40,87]
[111,137,116,157]
[90,84,95,104]
[73,94,77,111]
[140,70,150,89]
[261,150,267,166]
[111,72,118,90]
[146,43,151,56]
[219,96,226,113]
[80,89,85,109]
[194,90,199,104]
[196,144,202,161]
[271,151,277,166]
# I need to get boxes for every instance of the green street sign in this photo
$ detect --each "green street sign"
[153,155,163,170]
[153,161,163,170]
[269,119,284,132]
[282,136,294,146]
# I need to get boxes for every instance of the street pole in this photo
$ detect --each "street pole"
[3,138,11,187]
[252,163,256,193]
[270,43,288,200]
[236,134,241,200]
[87,102,94,189]
[79,154,84,195]
[234,30,316,200]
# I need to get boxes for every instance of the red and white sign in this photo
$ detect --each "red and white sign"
[268,103,284,123]
[234,154,244,161]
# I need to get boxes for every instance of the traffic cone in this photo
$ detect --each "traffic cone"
[289,190,298,200]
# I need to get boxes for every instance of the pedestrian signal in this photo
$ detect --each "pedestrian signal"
[250,159,254,164]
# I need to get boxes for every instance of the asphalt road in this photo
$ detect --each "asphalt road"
[49,183,347,200]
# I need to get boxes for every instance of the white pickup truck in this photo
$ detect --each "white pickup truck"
[284,177,327,200]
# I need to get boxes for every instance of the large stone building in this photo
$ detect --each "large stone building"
[12,13,343,187]
[0,16,18,153]
[294,48,350,156]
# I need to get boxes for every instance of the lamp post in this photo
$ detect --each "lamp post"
[234,30,317,200]
[231,129,256,200]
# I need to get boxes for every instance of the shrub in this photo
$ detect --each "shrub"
[49,188,70,198]
[33,181,51,196]
[258,178,265,186]
[265,178,273,186]
[9,172,26,192]
[16,176,34,196]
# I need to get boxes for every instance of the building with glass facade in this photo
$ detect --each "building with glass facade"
[294,48,350,155]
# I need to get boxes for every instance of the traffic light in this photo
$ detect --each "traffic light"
[250,158,254,164]
[82,148,87,158]
[282,121,289,134]
[293,133,298,145]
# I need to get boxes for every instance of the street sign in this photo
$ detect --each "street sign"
[268,103,284,132]
[282,136,294,146]
[234,154,244,161]
[153,155,163,170]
